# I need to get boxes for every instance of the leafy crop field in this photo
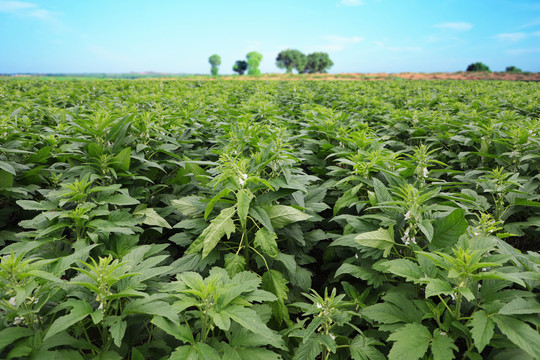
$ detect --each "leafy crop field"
[1,79,540,359]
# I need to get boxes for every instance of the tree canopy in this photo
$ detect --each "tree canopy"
[233,60,248,75]
[246,51,263,76]
[466,62,490,72]
[304,52,333,73]
[276,49,307,74]
[208,54,221,75]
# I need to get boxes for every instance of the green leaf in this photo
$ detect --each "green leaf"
[0,327,34,352]
[172,196,206,218]
[294,334,322,360]
[0,169,14,188]
[469,310,494,353]
[237,188,254,228]
[254,228,278,257]
[114,147,131,171]
[108,318,127,348]
[222,305,275,338]
[349,335,385,360]
[387,323,431,360]
[224,253,246,277]
[373,259,424,283]
[133,206,171,229]
[16,200,57,211]
[205,188,230,220]
[334,184,362,216]
[170,345,198,360]
[122,298,178,322]
[425,279,454,298]
[151,316,194,344]
[264,205,310,230]
[236,347,283,360]
[335,263,385,288]
[431,330,457,360]
[498,297,540,315]
[354,227,395,257]
[99,193,140,206]
[493,314,540,359]
[249,206,274,232]
[0,160,16,175]
[196,206,236,258]
[45,301,94,341]
[429,209,468,250]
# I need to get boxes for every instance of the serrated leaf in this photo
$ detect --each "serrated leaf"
[114,147,131,171]
[425,279,454,298]
[254,228,278,257]
[223,305,275,338]
[100,193,140,206]
[387,323,431,360]
[469,310,494,353]
[354,227,395,257]
[237,188,254,228]
[151,316,194,343]
[349,335,385,360]
[200,206,236,258]
[335,263,385,288]
[430,209,468,250]
[134,207,171,229]
[108,318,127,348]
[224,253,246,277]
[264,205,310,230]
[16,200,57,211]
[431,330,457,360]
[172,195,206,218]
[493,314,540,359]
[373,259,424,283]
[44,301,94,341]
[361,302,409,324]
[249,206,274,232]
[205,188,230,220]
[498,297,540,315]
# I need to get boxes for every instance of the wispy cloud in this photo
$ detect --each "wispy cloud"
[339,0,366,6]
[494,32,526,42]
[374,41,422,52]
[0,0,59,22]
[315,35,363,52]
[506,47,540,55]
[434,22,473,31]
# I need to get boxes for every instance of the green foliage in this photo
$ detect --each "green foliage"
[505,65,522,73]
[1,79,540,359]
[304,52,333,73]
[276,49,307,73]
[246,51,263,75]
[466,62,490,72]
[208,54,221,75]
[233,60,248,75]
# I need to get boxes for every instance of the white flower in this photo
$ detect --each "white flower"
[329,334,336,340]
[238,173,248,186]
[404,210,411,220]
[450,293,456,301]
[8,297,16,306]
[354,253,359,259]
[13,316,24,325]
[98,303,104,310]
[423,167,429,178]
[316,303,322,309]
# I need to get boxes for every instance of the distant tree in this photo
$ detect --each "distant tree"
[276,49,307,74]
[209,54,221,75]
[233,60,248,75]
[466,62,490,72]
[304,52,334,73]
[246,51,263,75]
[505,65,522,73]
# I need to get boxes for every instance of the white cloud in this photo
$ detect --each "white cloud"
[0,1,35,12]
[340,0,366,6]
[0,0,58,22]
[434,22,473,31]
[494,32,526,42]
[506,47,540,55]
[374,41,422,52]
[315,35,364,52]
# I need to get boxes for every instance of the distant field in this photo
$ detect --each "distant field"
[2,71,539,81]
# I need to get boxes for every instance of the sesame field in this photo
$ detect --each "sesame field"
[1,79,540,359]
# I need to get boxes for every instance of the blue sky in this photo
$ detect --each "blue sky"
[1,0,539,74]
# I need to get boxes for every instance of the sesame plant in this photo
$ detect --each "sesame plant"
[1,79,540,359]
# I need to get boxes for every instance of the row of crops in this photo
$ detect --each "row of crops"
[1,79,540,359]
